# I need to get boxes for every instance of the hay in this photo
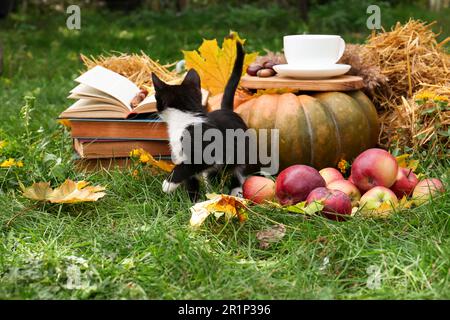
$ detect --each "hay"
[338,43,388,98]
[379,82,449,155]
[342,19,450,153]
[80,52,180,92]
[362,19,450,110]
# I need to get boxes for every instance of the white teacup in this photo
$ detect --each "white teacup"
[283,34,345,66]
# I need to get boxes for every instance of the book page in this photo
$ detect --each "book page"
[64,99,126,113]
[133,94,157,113]
[68,84,123,107]
[60,99,126,119]
[75,66,139,110]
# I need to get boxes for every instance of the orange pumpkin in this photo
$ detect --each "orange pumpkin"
[206,89,252,112]
[235,91,379,170]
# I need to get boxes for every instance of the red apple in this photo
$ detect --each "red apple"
[348,175,355,184]
[327,179,361,207]
[242,176,275,204]
[275,165,326,205]
[319,167,344,185]
[351,148,398,192]
[359,186,398,217]
[412,178,445,205]
[306,187,352,221]
[390,167,419,198]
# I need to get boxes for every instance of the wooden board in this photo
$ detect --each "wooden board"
[241,75,364,91]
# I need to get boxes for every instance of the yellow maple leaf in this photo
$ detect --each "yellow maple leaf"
[190,194,248,228]
[21,179,106,203]
[48,179,106,203]
[21,182,53,201]
[183,32,258,95]
[396,154,419,172]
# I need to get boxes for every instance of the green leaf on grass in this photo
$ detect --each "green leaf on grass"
[304,201,325,215]
[285,201,307,214]
[285,200,324,215]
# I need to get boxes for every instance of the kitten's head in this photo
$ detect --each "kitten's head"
[151,69,203,116]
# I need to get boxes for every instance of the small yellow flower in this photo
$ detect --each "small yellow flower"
[130,149,142,157]
[1,158,16,168]
[433,95,448,103]
[139,153,151,163]
[415,91,435,101]
[16,160,24,167]
[0,140,6,150]
[337,159,348,174]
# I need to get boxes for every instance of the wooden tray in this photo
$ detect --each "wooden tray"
[241,75,364,91]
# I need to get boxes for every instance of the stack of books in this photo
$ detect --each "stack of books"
[59,66,173,171]
[59,66,210,171]
[69,116,171,171]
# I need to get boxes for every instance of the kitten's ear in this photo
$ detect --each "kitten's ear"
[152,73,167,91]
[182,69,201,88]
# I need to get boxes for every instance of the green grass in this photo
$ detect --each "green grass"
[0,4,449,299]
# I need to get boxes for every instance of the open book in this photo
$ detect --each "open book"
[59,65,209,119]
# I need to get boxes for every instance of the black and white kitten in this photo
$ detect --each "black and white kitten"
[151,42,248,202]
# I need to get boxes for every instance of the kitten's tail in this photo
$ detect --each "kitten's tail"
[221,41,245,111]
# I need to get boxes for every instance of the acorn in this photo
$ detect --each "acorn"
[257,68,276,77]
[246,64,263,76]
[263,61,277,70]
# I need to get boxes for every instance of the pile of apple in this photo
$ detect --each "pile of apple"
[242,148,445,221]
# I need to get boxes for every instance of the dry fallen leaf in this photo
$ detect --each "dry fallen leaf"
[183,31,258,95]
[256,224,286,249]
[146,154,175,173]
[48,179,106,203]
[22,179,106,203]
[284,200,324,215]
[358,201,397,219]
[396,154,419,172]
[57,119,72,128]
[353,194,415,219]
[189,194,248,228]
[130,148,175,172]
[397,196,414,209]
[21,182,53,201]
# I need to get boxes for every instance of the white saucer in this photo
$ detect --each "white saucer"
[273,63,351,79]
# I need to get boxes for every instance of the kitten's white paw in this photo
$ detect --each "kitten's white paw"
[162,180,180,193]
[230,187,243,198]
